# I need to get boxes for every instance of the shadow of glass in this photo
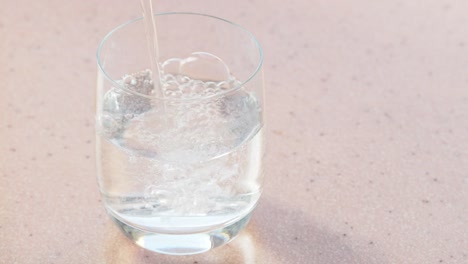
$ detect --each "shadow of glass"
[248,198,386,264]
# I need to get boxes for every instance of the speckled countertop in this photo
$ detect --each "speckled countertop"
[1,0,467,263]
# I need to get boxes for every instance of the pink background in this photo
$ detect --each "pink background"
[1,0,467,263]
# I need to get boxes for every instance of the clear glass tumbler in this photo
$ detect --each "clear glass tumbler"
[96,13,264,255]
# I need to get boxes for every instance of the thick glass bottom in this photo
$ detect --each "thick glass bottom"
[109,211,253,255]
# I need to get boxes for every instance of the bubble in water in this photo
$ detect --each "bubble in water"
[179,75,191,84]
[191,80,205,93]
[123,75,137,86]
[179,52,231,82]
[160,58,182,75]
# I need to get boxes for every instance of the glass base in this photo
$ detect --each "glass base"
[110,212,253,255]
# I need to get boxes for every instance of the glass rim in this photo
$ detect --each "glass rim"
[96,12,264,102]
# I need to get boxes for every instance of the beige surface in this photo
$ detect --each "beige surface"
[1,0,468,263]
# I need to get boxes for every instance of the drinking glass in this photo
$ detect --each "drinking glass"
[96,12,264,255]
